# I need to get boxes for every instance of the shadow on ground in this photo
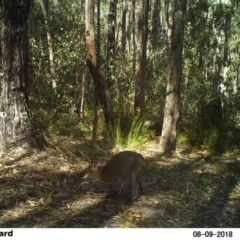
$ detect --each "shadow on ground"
[1,146,240,227]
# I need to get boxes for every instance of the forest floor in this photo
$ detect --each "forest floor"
[0,135,240,228]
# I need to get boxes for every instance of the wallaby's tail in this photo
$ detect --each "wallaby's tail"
[141,179,156,189]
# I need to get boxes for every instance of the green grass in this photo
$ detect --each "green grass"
[177,124,224,152]
[202,126,220,151]
[107,117,150,150]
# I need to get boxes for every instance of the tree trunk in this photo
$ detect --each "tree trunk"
[164,0,174,54]
[159,0,187,155]
[134,0,149,117]
[39,0,57,93]
[151,0,161,50]
[106,0,118,87]
[131,0,136,76]
[92,0,101,142]
[0,0,46,154]
[121,0,128,56]
[85,0,115,127]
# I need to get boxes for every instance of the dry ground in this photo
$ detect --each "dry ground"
[0,137,240,228]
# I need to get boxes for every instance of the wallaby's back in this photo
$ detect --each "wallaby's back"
[99,151,146,183]
[82,151,153,201]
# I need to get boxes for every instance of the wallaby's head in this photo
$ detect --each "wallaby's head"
[82,162,100,179]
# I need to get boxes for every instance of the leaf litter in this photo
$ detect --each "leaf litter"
[0,138,240,227]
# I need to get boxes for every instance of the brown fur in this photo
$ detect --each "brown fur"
[82,151,155,200]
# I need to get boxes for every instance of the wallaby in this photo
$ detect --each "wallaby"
[82,151,155,201]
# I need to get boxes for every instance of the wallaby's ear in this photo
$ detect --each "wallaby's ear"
[91,162,99,170]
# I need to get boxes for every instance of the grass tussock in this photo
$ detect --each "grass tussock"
[177,124,224,153]
[107,117,150,150]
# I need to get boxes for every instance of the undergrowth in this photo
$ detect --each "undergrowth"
[107,117,150,150]
[33,106,240,157]
[177,123,240,153]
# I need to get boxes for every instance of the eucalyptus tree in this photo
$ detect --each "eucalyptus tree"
[39,0,57,94]
[85,0,115,127]
[181,0,239,127]
[0,0,46,154]
[134,0,149,117]
[159,0,187,155]
[106,0,118,87]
